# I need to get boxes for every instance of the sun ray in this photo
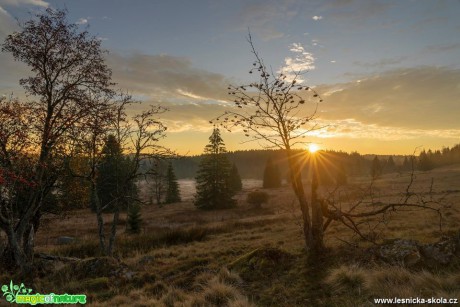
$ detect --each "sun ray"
[308,143,319,153]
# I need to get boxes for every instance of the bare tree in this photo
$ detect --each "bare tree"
[67,93,172,256]
[65,92,115,255]
[0,8,113,272]
[215,35,445,255]
[103,96,171,256]
[320,152,444,244]
[214,34,324,253]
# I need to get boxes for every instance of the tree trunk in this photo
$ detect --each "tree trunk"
[107,204,120,257]
[22,224,35,265]
[92,184,106,254]
[286,149,324,254]
[3,225,27,272]
[311,169,324,253]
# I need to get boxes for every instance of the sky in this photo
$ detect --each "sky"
[1,0,460,155]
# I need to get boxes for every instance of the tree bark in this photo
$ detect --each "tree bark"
[92,184,106,254]
[286,150,313,250]
[107,204,120,257]
[286,149,324,254]
[311,169,324,253]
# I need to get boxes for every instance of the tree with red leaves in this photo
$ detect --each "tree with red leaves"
[0,8,113,273]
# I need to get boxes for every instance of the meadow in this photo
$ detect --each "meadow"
[3,165,459,306]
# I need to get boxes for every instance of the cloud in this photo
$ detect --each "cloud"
[0,0,49,36]
[423,43,460,54]
[279,42,315,83]
[0,5,15,36]
[76,18,88,25]
[107,52,231,103]
[235,0,299,40]
[316,66,460,130]
[315,0,393,26]
[308,118,460,141]
[354,56,408,69]
[0,0,49,7]
[312,15,323,21]
[162,103,230,133]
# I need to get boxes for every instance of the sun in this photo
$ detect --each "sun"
[308,143,320,153]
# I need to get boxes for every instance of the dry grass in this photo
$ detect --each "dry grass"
[325,265,460,305]
[86,269,253,307]
[8,164,459,306]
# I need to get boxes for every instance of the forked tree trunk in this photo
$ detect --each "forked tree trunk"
[286,150,324,254]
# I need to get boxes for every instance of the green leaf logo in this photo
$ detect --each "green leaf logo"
[1,280,33,304]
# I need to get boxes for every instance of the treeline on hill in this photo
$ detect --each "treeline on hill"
[418,144,460,171]
[145,143,460,182]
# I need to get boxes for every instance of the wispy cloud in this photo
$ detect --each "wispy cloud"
[0,3,15,36]
[317,66,460,130]
[317,0,393,27]
[107,52,230,103]
[0,0,49,7]
[312,15,323,21]
[0,0,49,36]
[0,4,8,15]
[308,118,460,141]
[423,43,460,54]
[354,56,407,69]
[235,0,299,41]
[279,42,315,82]
[76,18,88,25]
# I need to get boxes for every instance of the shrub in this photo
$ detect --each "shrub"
[246,191,269,208]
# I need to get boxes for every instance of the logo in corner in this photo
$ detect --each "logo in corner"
[2,281,33,303]
[1,281,86,305]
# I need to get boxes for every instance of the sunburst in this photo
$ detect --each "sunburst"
[308,143,319,153]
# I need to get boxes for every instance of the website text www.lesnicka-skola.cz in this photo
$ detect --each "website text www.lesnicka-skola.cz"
[374,297,458,305]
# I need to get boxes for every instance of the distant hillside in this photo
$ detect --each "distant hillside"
[138,143,460,182]
[140,149,405,180]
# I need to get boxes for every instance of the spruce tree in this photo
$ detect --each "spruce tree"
[194,128,235,209]
[419,150,434,171]
[165,162,181,204]
[127,204,142,234]
[386,156,396,173]
[96,135,137,212]
[336,162,347,186]
[402,156,411,171]
[228,163,243,193]
[371,156,382,179]
[263,156,281,188]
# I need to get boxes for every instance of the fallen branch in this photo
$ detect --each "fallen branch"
[36,253,81,262]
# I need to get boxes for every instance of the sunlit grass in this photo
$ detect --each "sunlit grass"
[28,164,460,306]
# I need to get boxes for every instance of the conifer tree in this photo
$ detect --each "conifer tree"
[96,135,138,212]
[228,163,243,193]
[127,204,142,234]
[402,156,411,171]
[371,156,382,179]
[194,128,235,209]
[336,162,347,186]
[419,150,434,171]
[263,156,281,188]
[165,162,181,204]
[386,156,396,173]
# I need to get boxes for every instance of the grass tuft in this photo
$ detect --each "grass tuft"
[325,265,366,295]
